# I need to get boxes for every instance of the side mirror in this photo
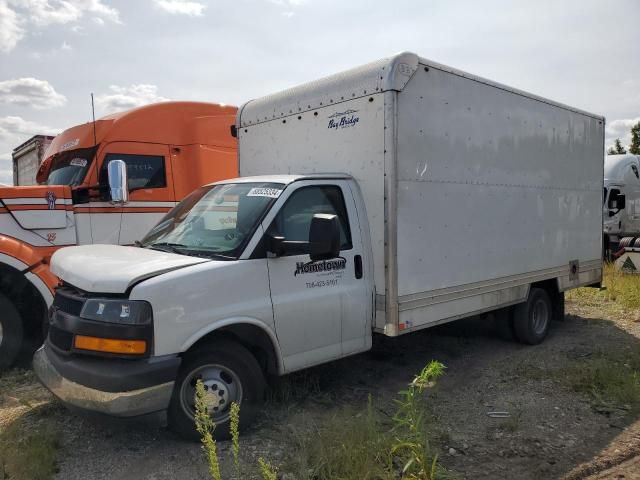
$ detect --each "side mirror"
[267,234,285,257]
[617,194,626,210]
[608,192,626,211]
[107,159,129,204]
[309,214,340,261]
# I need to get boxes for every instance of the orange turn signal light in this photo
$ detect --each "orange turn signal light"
[74,335,146,355]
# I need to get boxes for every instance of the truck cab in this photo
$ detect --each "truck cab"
[34,174,374,440]
[0,101,237,369]
[603,154,640,255]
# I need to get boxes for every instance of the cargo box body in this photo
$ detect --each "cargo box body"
[237,52,604,336]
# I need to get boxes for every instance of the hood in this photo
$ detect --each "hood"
[51,244,209,293]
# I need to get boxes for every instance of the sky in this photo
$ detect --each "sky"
[0,0,639,184]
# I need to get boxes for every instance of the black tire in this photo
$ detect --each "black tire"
[168,340,266,442]
[493,307,515,341]
[513,288,552,345]
[0,293,23,371]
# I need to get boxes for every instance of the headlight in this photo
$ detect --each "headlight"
[80,299,152,325]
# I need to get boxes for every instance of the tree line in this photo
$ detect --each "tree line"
[608,120,640,155]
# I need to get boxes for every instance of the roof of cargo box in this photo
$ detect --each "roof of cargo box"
[237,52,604,128]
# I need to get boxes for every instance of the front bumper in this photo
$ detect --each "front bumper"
[34,346,175,417]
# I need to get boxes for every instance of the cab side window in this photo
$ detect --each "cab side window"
[268,185,352,256]
[101,154,166,191]
[632,165,639,179]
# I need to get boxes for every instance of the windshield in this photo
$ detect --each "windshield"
[46,146,97,186]
[140,182,284,259]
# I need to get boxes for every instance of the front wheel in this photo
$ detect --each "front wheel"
[168,340,266,442]
[0,293,23,371]
[513,288,552,345]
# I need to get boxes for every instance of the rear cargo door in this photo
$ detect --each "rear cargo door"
[265,180,370,372]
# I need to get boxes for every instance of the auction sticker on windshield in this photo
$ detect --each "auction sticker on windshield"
[247,187,282,198]
[70,158,88,167]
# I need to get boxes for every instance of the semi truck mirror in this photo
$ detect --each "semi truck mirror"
[107,159,129,204]
[616,194,626,210]
[309,214,340,261]
[608,191,625,211]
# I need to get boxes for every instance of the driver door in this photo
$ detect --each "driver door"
[264,181,371,373]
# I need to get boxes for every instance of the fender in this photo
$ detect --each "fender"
[0,235,60,306]
[179,316,284,374]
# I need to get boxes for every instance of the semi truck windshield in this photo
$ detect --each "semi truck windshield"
[141,182,284,259]
[46,146,97,186]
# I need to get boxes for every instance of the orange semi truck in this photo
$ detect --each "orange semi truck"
[0,101,237,369]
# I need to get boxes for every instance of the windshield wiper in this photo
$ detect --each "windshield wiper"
[145,242,189,254]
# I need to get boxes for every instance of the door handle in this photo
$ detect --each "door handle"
[354,255,363,279]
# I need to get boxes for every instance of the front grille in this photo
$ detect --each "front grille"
[53,287,86,316]
[49,324,73,351]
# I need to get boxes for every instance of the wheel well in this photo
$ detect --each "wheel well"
[0,264,48,344]
[187,323,280,375]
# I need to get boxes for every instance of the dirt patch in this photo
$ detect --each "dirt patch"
[1,300,639,479]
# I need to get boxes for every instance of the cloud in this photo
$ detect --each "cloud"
[0,78,67,109]
[0,152,12,185]
[0,1,24,53]
[7,0,121,26]
[95,84,170,114]
[153,0,205,16]
[268,0,305,18]
[269,0,306,6]
[0,116,60,149]
[606,117,640,151]
[0,0,120,52]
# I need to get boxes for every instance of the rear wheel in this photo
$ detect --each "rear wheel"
[513,288,552,345]
[0,293,23,371]
[168,340,266,442]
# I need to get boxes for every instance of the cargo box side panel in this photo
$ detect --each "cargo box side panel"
[239,95,387,291]
[394,65,603,327]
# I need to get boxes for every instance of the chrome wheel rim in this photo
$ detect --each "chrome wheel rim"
[180,364,243,424]
[532,299,549,336]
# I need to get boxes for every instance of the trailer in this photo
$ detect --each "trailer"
[35,52,604,440]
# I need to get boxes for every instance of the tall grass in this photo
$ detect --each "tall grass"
[195,361,448,480]
[567,263,640,311]
[285,361,448,480]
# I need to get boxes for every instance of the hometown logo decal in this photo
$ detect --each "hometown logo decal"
[45,191,57,210]
[327,110,360,130]
[294,257,347,276]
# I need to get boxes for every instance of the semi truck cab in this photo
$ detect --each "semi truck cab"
[603,154,640,256]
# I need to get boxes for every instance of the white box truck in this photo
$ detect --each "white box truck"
[34,52,605,441]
